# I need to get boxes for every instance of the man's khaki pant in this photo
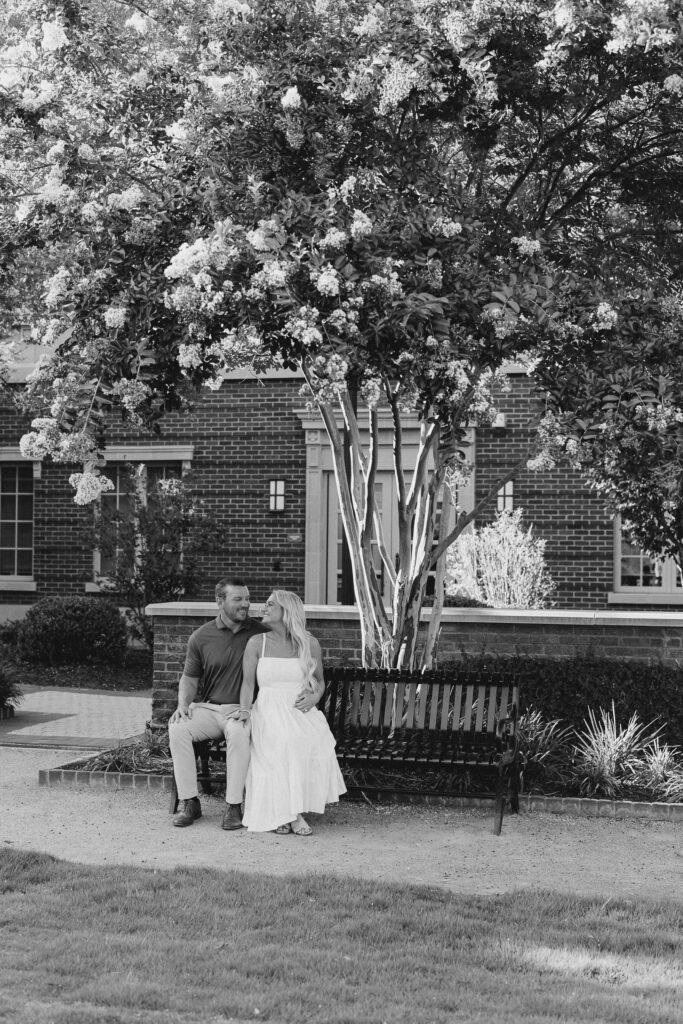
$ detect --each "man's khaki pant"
[168,702,250,805]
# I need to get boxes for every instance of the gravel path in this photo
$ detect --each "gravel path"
[3,747,682,901]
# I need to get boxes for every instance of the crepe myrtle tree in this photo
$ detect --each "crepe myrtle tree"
[2,1,683,667]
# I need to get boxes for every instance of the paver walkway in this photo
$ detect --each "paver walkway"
[0,684,151,749]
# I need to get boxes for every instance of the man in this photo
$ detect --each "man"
[168,577,269,830]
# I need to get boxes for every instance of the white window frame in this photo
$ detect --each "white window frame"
[0,450,40,591]
[85,446,193,592]
[608,517,683,605]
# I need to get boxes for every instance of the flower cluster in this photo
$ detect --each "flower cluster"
[593,302,618,331]
[20,418,96,464]
[433,217,462,237]
[315,265,341,297]
[512,236,541,256]
[285,306,323,348]
[104,306,127,329]
[281,86,301,110]
[44,266,70,308]
[377,58,426,114]
[41,21,69,52]
[111,379,151,422]
[350,209,373,239]
[69,469,115,505]
[320,228,348,252]
[108,185,145,211]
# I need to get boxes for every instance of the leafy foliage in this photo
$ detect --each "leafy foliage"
[445,508,556,608]
[0,660,22,709]
[569,703,663,800]
[14,596,127,665]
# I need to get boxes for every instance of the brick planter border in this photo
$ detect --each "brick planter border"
[37,767,683,822]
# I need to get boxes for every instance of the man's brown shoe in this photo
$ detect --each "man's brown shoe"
[172,796,201,827]
[221,803,243,830]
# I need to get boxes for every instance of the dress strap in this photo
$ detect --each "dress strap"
[261,632,267,657]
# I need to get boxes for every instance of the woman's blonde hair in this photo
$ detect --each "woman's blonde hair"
[271,589,317,690]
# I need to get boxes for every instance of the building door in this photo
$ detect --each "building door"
[324,471,398,605]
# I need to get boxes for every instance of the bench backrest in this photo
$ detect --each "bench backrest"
[323,667,518,739]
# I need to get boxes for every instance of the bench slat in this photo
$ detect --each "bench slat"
[463,686,474,730]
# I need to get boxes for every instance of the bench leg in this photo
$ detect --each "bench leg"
[169,779,180,815]
[493,778,506,836]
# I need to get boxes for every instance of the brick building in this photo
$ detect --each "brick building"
[1,340,679,620]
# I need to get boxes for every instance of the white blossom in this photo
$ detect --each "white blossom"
[44,266,70,308]
[593,302,618,331]
[77,143,97,161]
[104,307,127,329]
[165,121,190,143]
[130,70,149,89]
[177,343,204,370]
[281,86,302,110]
[320,228,348,251]
[663,74,683,96]
[433,217,462,237]
[69,470,115,505]
[125,12,149,34]
[108,185,144,211]
[350,209,373,239]
[512,235,541,256]
[315,266,340,297]
[46,140,67,162]
[80,201,102,223]
[41,21,69,52]
[353,8,383,37]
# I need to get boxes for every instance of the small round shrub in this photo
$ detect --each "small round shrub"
[15,597,128,666]
[0,663,22,708]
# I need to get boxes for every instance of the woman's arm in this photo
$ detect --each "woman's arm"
[235,635,259,725]
[294,636,325,712]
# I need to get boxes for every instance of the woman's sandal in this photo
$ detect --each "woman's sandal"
[291,815,312,836]
[274,823,292,834]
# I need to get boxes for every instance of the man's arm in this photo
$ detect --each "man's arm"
[169,674,200,723]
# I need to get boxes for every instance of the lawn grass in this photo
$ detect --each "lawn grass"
[1,849,681,1024]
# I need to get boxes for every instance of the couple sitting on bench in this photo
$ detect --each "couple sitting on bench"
[168,577,346,836]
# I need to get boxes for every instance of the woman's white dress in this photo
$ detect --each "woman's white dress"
[242,653,347,832]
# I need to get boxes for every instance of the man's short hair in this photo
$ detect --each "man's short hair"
[215,577,247,601]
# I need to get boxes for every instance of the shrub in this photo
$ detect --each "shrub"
[445,509,555,609]
[14,597,128,666]
[0,662,22,709]
[450,652,683,747]
[517,709,574,793]
[568,703,663,800]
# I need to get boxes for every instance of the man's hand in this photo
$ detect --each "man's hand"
[169,704,192,724]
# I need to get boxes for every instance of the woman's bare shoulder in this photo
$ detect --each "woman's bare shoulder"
[308,634,322,655]
[245,634,263,652]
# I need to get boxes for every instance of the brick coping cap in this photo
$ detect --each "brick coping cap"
[145,602,683,628]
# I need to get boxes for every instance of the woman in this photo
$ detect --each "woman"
[236,590,346,835]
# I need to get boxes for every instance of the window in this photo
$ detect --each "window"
[95,462,182,579]
[269,479,285,512]
[0,464,33,578]
[497,480,514,513]
[614,519,682,598]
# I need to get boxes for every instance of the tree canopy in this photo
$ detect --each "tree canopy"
[1,0,682,663]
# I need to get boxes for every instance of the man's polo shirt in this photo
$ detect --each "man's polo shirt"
[183,615,269,705]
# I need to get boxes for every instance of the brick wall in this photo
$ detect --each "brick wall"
[148,604,683,729]
[0,379,308,607]
[476,374,615,609]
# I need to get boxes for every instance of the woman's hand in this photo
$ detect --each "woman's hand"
[235,708,251,727]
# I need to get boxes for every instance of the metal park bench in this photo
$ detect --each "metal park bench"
[169,665,521,835]
[322,666,521,835]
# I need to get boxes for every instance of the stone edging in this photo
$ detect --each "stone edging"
[37,768,683,822]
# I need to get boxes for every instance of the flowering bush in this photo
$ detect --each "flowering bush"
[445,509,556,609]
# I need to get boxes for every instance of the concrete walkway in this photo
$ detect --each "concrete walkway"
[0,684,152,750]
